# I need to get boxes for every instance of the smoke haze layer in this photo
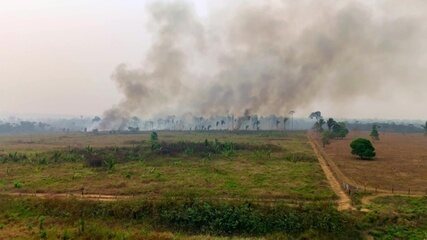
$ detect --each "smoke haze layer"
[101,0,427,129]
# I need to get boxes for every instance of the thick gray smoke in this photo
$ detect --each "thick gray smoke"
[101,0,427,130]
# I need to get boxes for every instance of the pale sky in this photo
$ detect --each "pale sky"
[0,0,425,120]
[0,0,209,117]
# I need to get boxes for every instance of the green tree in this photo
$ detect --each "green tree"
[150,131,158,142]
[327,118,335,131]
[331,122,349,139]
[318,118,326,132]
[370,124,380,140]
[150,132,160,151]
[350,138,376,160]
[321,131,332,147]
[421,121,427,136]
[309,111,325,132]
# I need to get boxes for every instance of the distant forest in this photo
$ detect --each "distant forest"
[0,121,52,134]
[347,122,424,133]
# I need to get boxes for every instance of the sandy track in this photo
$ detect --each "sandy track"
[3,192,131,202]
[308,135,353,211]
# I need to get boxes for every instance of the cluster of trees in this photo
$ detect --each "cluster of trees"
[0,121,51,134]
[347,121,424,133]
[309,112,349,147]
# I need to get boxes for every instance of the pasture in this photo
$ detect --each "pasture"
[0,131,334,202]
[319,131,427,193]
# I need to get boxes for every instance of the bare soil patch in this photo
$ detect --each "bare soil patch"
[318,131,427,193]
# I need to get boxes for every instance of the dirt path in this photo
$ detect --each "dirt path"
[308,136,353,211]
[1,192,334,206]
[3,192,131,202]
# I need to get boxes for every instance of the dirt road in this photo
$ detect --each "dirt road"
[308,135,353,211]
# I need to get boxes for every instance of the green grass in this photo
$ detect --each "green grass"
[363,196,427,239]
[0,131,335,202]
[0,195,361,240]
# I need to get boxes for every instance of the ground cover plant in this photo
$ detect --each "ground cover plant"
[0,195,362,240]
[363,196,427,239]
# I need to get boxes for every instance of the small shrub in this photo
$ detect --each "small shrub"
[104,155,116,171]
[13,181,23,189]
[85,145,94,153]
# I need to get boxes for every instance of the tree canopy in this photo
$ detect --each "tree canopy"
[350,138,376,160]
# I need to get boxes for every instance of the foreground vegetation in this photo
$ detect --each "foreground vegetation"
[364,196,427,239]
[0,195,361,239]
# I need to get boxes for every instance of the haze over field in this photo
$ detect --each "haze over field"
[0,0,426,125]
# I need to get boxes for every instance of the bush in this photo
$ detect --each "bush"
[350,138,376,160]
[0,197,361,239]
[13,181,23,189]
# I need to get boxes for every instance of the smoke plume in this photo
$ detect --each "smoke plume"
[101,0,427,129]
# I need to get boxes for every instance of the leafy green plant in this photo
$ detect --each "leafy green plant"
[221,142,235,158]
[150,132,161,151]
[104,155,116,171]
[85,145,94,153]
[13,180,23,189]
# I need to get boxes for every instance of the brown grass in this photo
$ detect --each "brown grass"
[319,131,427,192]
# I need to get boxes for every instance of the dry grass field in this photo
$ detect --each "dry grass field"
[320,131,427,192]
[0,131,335,202]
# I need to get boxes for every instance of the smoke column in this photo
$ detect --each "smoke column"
[101,0,427,130]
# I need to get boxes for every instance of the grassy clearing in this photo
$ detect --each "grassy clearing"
[363,196,427,239]
[0,131,334,202]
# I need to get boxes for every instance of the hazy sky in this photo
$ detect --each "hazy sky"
[0,0,425,119]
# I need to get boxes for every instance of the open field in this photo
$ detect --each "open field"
[1,130,426,239]
[317,131,427,193]
[0,131,335,202]
[0,131,367,239]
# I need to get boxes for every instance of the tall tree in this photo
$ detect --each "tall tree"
[288,110,295,130]
[370,124,380,140]
[283,117,289,131]
[327,118,336,131]
[422,121,427,136]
